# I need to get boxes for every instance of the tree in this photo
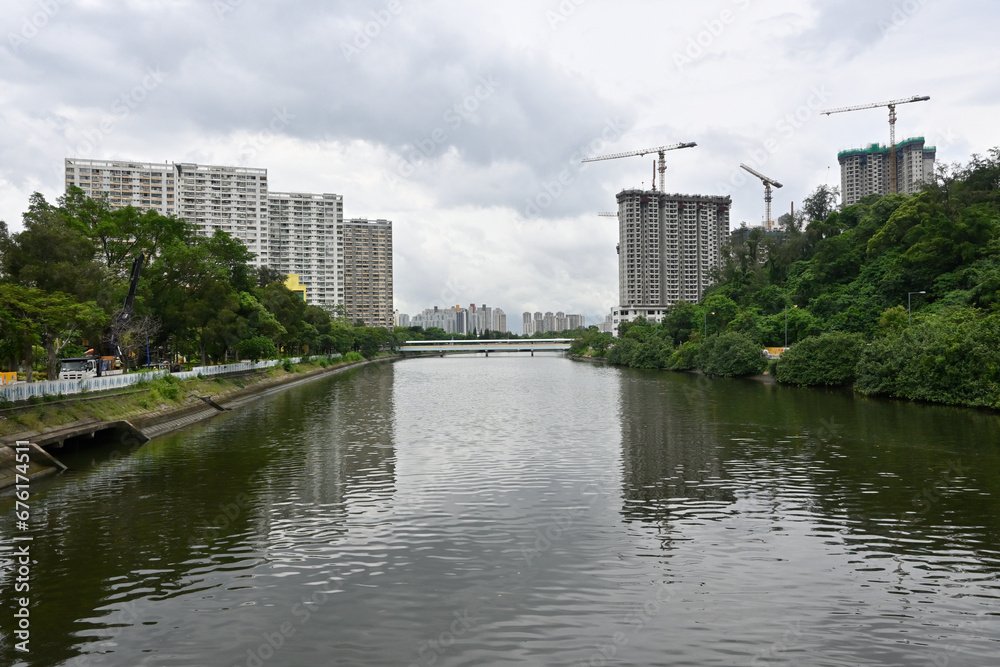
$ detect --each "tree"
[237,336,279,362]
[696,331,766,377]
[107,310,161,370]
[773,332,864,386]
[0,284,105,380]
[1,193,108,304]
[802,184,840,223]
[61,187,190,275]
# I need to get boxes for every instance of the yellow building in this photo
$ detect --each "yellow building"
[285,274,307,301]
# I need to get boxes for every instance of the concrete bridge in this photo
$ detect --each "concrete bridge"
[399,338,573,356]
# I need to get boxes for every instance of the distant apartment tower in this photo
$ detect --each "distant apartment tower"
[342,218,393,328]
[612,189,730,331]
[268,192,343,308]
[838,137,936,206]
[65,157,270,265]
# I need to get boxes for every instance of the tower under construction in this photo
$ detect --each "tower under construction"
[611,189,730,331]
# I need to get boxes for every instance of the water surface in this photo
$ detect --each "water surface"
[1,356,998,666]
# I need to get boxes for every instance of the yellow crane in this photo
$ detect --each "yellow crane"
[739,164,783,231]
[581,142,697,192]
[821,95,930,194]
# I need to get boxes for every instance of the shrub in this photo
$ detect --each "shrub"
[607,338,638,366]
[237,336,279,362]
[773,332,864,386]
[630,338,671,370]
[855,310,1000,408]
[282,358,295,372]
[668,341,701,370]
[342,351,365,363]
[696,331,767,377]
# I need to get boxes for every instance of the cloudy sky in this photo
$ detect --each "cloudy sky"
[1,0,997,330]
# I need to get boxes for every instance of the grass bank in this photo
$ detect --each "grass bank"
[0,356,365,439]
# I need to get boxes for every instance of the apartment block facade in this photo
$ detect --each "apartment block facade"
[342,219,393,328]
[65,158,270,264]
[838,137,936,206]
[612,189,730,332]
[65,157,392,319]
[268,192,343,308]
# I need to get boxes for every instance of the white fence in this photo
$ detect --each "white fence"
[0,357,316,403]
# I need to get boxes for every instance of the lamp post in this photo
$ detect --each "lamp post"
[784,304,797,348]
[704,311,715,338]
[907,291,926,325]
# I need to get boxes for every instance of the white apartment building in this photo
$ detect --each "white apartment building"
[268,192,343,309]
[65,157,357,312]
[65,158,270,265]
[838,137,936,206]
[612,189,730,333]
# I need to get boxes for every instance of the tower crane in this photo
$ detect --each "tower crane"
[739,164,783,231]
[821,95,930,194]
[581,142,697,192]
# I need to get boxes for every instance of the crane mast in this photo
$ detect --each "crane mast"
[821,95,930,194]
[581,141,697,192]
[740,164,783,231]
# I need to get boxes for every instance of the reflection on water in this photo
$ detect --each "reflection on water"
[0,357,998,666]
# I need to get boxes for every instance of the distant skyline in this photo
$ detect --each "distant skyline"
[2,1,998,324]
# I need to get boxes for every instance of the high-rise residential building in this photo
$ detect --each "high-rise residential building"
[268,192,343,308]
[65,156,400,320]
[494,309,507,334]
[65,157,270,264]
[612,189,730,332]
[567,314,586,330]
[522,312,533,335]
[838,137,936,206]
[64,158,177,216]
[407,304,508,335]
[342,218,393,328]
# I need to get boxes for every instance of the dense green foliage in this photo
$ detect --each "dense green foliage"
[773,332,864,386]
[855,311,1000,409]
[582,148,1000,406]
[696,331,767,377]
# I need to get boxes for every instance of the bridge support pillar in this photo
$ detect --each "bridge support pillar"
[531,350,534,357]
[485,351,489,357]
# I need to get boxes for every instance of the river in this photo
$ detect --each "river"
[1,356,999,666]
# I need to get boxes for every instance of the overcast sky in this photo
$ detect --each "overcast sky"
[1,0,997,331]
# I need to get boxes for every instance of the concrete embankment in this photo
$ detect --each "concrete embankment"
[0,356,395,490]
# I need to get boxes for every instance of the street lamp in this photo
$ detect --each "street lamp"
[908,291,926,325]
[704,311,715,338]
[784,304,798,348]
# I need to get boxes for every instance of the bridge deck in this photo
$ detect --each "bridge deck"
[399,339,572,353]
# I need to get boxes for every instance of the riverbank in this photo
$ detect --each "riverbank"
[0,355,395,449]
[568,354,608,364]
